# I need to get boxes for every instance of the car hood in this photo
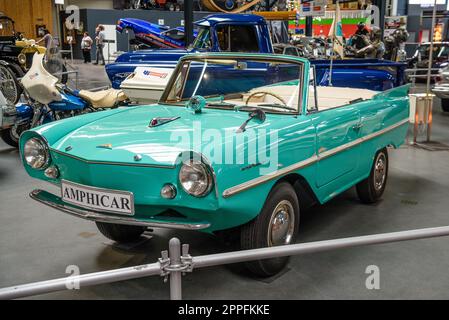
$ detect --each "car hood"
[51,105,268,167]
[114,49,192,63]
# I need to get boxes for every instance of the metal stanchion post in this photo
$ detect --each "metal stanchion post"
[169,238,182,300]
[427,98,433,142]
[414,108,418,144]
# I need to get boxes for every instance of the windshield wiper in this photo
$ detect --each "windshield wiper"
[237,108,266,133]
[258,104,297,112]
[207,102,236,108]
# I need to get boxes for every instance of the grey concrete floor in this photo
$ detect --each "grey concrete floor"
[1,65,449,299]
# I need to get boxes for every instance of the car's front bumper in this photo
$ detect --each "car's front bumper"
[30,189,211,231]
[432,83,449,99]
[0,104,17,130]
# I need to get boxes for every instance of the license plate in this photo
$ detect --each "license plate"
[61,180,134,216]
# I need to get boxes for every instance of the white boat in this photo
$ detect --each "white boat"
[120,67,174,104]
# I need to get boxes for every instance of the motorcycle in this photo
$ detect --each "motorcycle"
[1,44,127,148]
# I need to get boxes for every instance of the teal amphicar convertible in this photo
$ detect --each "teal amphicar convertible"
[20,53,410,276]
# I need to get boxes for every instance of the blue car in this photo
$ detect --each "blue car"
[108,14,407,91]
[117,18,198,49]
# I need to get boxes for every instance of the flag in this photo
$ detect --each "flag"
[328,2,344,58]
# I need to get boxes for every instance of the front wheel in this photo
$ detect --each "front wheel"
[0,127,20,148]
[0,64,21,104]
[240,182,300,277]
[441,99,449,112]
[96,222,147,243]
[356,148,389,204]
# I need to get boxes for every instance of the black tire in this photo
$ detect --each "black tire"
[356,148,389,204]
[0,63,22,104]
[441,99,449,112]
[0,128,19,148]
[96,222,146,243]
[240,182,300,277]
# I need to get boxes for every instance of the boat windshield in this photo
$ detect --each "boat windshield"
[161,57,304,114]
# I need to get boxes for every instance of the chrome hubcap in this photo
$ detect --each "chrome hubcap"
[374,153,387,191]
[268,200,295,246]
[0,65,18,104]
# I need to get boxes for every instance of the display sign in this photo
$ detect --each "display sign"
[298,0,327,17]
[384,16,408,37]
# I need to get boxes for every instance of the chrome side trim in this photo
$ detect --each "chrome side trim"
[222,119,409,198]
[222,156,318,198]
[50,148,176,169]
[30,189,211,231]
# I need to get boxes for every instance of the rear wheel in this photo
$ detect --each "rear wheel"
[240,182,300,277]
[441,99,449,112]
[356,148,389,204]
[96,222,146,243]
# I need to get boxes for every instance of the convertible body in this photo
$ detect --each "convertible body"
[21,53,410,236]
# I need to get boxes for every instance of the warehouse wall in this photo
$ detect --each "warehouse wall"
[66,0,114,10]
[0,0,54,39]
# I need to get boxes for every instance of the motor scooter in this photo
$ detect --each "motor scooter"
[1,51,127,148]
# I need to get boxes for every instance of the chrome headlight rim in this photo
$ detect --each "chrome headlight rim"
[18,53,27,65]
[178,159,214,198]
[23,137,50,170]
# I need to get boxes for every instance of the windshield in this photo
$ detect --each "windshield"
[43,35,66,83]
[418,44,449,60]
[161,57,304,114]
[192,27,211,49]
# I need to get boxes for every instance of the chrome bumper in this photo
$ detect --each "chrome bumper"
[0,104,17,130]
[30,189,211,231]
[432,84,449,99]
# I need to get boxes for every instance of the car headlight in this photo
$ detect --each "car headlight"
[23,137,50,170]
[18,53,27,65]
[179,160,213,197]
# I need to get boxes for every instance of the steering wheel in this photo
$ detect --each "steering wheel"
[245,91,289,107]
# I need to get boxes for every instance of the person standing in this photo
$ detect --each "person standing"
[81,32,93,63]
[94,25,106,65]
[36,29,53,49]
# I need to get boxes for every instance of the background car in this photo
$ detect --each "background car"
[433,65,449,112]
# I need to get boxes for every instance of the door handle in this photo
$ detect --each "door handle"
[352,123,364,131]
